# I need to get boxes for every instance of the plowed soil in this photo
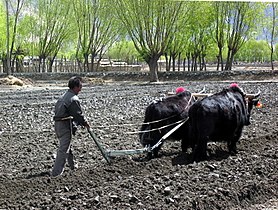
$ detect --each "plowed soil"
[0,72,277,209]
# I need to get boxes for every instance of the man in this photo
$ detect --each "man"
[52,76,90,177]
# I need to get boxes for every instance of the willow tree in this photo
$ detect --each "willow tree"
[3,0,25,75]
[31,0,73,72]
[107,40,141,64]
[72,0,119,72]
[185,1,214,72]
[236,39,269,62]
[164,1,192,72]
[113,0,183,82]
[212,1,229,71]
[225,2,264,70]
[262,3,277,70]
[0,2,7,73]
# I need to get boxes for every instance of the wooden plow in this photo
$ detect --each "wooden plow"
[87,118,188,164]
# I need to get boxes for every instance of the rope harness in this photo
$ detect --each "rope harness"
[91,93,195,135]
[132,94,194,134]
[127,119,186,134]
[150,117,189,151]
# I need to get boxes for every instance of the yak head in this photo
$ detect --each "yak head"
[245,91,261,125]
[229,85,260,126]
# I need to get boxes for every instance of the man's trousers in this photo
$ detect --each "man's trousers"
[52,120,74,177]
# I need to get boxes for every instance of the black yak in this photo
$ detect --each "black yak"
[139,88,196,159]
[186,83,260,161]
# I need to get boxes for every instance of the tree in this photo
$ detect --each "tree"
[185,1,214,71]
[164,2,192,72]
[262,3,277,70]
[274,43,278,60]
[0,2,7,73]
[4,0,11,75]
[235,39,269,62]
[3,0,25,75]
[29,0,73,72]
[225,2,264,70]
[72,0,119,72]
[107,40,141,64]
[17,14,39,67]
[269,3,277,70]
[212,1,229,71]
[113,0,184,82]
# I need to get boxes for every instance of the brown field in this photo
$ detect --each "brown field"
[0,71,277,209]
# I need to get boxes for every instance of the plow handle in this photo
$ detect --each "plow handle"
[87,128,111,164]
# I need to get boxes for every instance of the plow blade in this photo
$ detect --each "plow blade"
[106,147,149,157]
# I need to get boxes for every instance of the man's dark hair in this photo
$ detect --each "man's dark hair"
[68,76,82,89]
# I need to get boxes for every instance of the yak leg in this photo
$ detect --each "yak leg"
[228,139,237,155]
[194,136,208,162]
[181,137,194,153]
[181,138,189,153]
[228,129,243,155]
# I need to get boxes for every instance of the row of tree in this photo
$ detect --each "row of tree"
[0,0,277,81]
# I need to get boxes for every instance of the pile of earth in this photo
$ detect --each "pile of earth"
[0,75,33,86]
[0,71,277,209]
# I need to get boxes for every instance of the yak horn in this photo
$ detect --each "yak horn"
[245,91,261,99]
[167,91,175,95]
[191,87,210,97]
[198,87,206,94]
[191,93,212,98]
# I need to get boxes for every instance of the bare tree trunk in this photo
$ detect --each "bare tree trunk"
[42,58,47,73]
[216,55,220,71]
[193,57,197,71]
[77,59,83,72]
[84,54,89,72]
[198,55,202,71]
[225,49,234,70]
[165,53,171,72]
[220,48,224,71]
[187,54,190,72]
[270,2,275,70]
[147,56,159,82]
[178,52,181,71]
[171,54,176,72]
[38,58,42,73]
[90,52,98,72]
[49,58,54,73]
[5,0,11,75]
[168,56,172,72]
[202,56,206,71]
[149,63,159,82]
[192,54,197,71]
[271,46,274,70]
